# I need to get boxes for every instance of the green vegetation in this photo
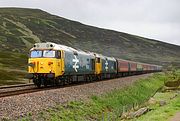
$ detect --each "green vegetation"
[0,51,28,85]
[163,68,180,88]
[134,92,180,121]
[165,68,180,81]
[0,51,27,69]
[128,70,180,121]
[20,73,168,121]
[0,69,27,85]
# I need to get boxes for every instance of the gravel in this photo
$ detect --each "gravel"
[0,74,152,120]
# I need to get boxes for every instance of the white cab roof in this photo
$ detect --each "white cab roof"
[31,42,94,56]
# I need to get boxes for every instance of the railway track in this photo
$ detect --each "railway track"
[0,80,102,98]
[0,84,59,98]
[0,83,37,98]
[0,83,84,98]
[0,83,79,98]
[0,83,34,89]
[0,73,155,98]
[0,87,41,98]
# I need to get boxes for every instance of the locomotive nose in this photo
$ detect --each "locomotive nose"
[28,59,55,74]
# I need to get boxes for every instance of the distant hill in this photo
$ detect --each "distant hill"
[0,7,180,74]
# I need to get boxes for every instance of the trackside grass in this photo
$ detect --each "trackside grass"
[21,73,168,121]
[134,91,180,121]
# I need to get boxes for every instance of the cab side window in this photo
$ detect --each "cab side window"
[91,59,95,70]
[114,61,117,70]
[57,51,61,59]
[96,58,100,63]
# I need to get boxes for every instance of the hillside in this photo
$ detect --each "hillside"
[0,7,180,77]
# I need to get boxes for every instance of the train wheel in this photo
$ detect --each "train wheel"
[35,78,41,88]
[33,78,41,88]
[59,77,65,86]
[55,78,59,86]
[38,77,43,88]
[37,81,41,88]
[44,80,48,87]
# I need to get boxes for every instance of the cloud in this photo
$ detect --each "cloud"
[0,0,180,45]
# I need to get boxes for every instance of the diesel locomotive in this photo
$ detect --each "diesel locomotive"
[27,42,162,87]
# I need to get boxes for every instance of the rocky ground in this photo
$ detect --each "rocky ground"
[0,74,152,120]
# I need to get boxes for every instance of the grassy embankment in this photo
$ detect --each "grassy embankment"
[133,70,180,121]
[135,91,180,121]
[0,51,28,85]
[21,72,169,121]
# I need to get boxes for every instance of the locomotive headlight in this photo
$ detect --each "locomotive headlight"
[46,44,49,48]
[34,44,39,48]
[50,44,53,47]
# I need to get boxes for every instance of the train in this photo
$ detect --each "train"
[26,42,162,87]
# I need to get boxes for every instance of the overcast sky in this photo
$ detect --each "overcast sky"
[0,0,180,46]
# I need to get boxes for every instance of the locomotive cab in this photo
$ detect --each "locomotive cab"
[27,42,65,87]
[28,49,64,76]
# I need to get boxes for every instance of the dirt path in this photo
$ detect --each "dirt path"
[170,112,180,121]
